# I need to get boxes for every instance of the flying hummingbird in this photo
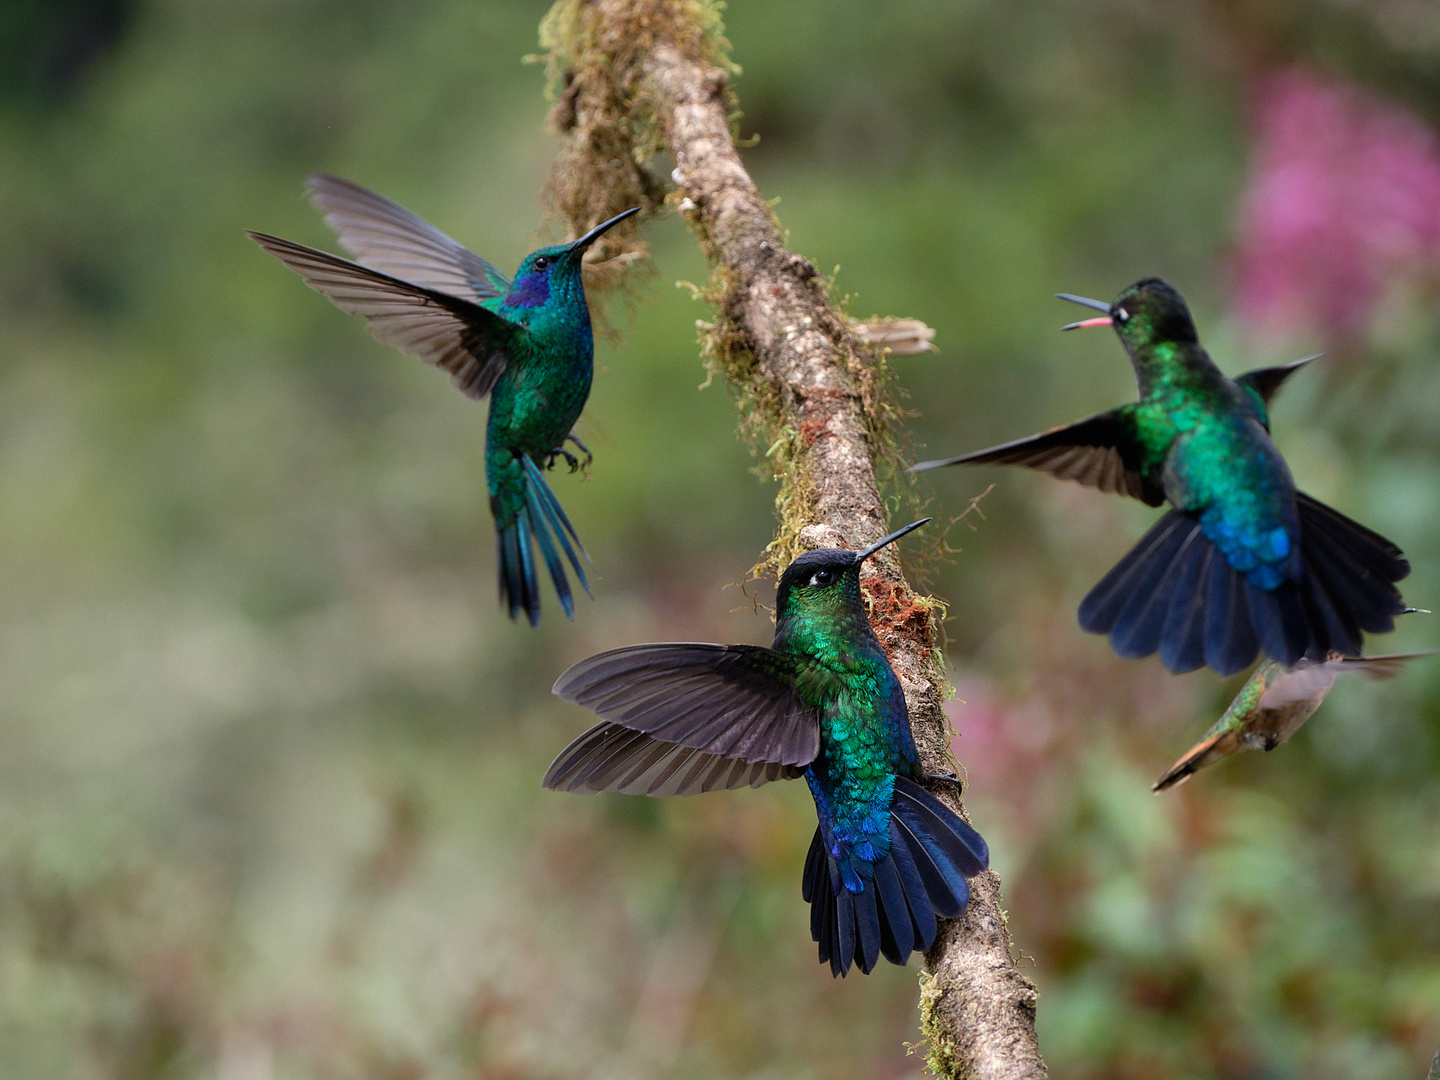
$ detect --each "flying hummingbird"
[912,278,1411,676]
[542,519,989,977]
[1153,651,1431,790]
[248,175,639,626]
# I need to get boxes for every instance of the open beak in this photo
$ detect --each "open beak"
[566,206,642,252]
[1057,292,1113,331]
[857,517,931,561]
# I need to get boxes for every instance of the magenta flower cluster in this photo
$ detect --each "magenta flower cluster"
[1234,68,1440,338]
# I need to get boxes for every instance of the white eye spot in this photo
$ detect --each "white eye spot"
[809,570,835,587]
[1115,307,1129,323]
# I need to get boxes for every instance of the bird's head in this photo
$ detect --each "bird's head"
[1058,277,1199,353]
[504,206,641,311]
[775,519,930,631]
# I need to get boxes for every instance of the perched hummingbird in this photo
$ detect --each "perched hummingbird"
[248,175,639,625]
[1153,651,1431,790]
[542,519,989,977]
[912,278,1411,676]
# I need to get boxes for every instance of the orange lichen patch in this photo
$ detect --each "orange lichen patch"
[863,575,938,659]
[798,418,827,446]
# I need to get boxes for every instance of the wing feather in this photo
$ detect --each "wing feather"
[1235,355,1318,406]
[306,174,511,299]
[550,643,821,768]
[248,232,512,400]
[911,408,1162,505]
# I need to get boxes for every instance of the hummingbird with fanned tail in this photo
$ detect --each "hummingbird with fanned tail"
[1153,650,1432,790]
[248,175,639,626]
[542,519,989,977]
[912,278,1411,676]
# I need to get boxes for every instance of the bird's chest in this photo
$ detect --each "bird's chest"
[1243,700,1323,752]
[488,333,594,450]
[813,666,915,786]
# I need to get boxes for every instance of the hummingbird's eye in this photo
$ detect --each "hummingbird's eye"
[533,256,551,271]
[1114,306,1130,323]
[809,570,835,587]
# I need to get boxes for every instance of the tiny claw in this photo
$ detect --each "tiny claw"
[565,433,594,470]
[544,447,581,473]
[922,771,965,792]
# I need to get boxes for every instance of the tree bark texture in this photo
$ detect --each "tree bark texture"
[537,3,1046,1076]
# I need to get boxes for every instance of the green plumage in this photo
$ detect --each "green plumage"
[913,277,1410,675]
[248,175,639,625]
[1154,651,1431,790]
[543,521,989,977]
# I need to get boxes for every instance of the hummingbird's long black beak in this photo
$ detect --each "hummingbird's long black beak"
[1057,292,1114,331]
[566,206,642,252]
[856,518,931,561]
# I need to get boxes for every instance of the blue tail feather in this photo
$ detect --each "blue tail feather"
[517,513,539,620]
[853,882,882,974]
[1079,511,1191,634]
[871,858,910,965]
[1079,494,1407,674]
[529,456,587,553]
[524,486,576,620]
[497,525,530,624]
[1204,550,1257,674]
[887,830,936,951]
[891,812,966,915]
[1298,555,1361,658]
[522,456,592,598]
[497,456,594,625]
[1244,581,1310,667]
[891,778,989,877]
[805,780,987,977]
[1157,540,1211,672]
[833,888,855,978]
[1111,523,1205,659]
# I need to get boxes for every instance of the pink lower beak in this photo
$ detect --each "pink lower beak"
[1060,315,1113,331]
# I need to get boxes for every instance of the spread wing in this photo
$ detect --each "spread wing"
[248,232,514,400]
[910,407,1162,506]
[544,643,821,796]
[1255,662,1339,710]
[307,174,511,299]
[1235,355,1319,428]
[1329,651,1433,679]
[543,722,804,796]
[1255,650,1431,710]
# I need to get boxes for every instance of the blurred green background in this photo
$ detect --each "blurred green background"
[2,1,1440,1077]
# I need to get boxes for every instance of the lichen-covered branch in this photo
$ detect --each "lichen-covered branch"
[536,2,1046,1076]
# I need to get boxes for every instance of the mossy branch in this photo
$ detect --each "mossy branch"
[536,1,1046,1076]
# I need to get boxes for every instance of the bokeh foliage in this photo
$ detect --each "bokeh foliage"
[0,0,1438,1077]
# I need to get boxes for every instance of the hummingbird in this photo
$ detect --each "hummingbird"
[1153,651,1431,790]
[912,278,1411,676]
[542,518,989,977]
[248,175,640,626]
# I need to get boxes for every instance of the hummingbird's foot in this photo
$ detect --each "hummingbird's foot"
[565,434,594,470]
[921,771,965,793]
[544,447,582,473]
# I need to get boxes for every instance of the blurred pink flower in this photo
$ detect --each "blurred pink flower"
[1234,68,1440,337]
[947,677,1065,811]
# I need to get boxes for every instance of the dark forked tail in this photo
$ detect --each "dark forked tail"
[1079,493,1409,675]
[803,778,988,977]
[496,455,591,626]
